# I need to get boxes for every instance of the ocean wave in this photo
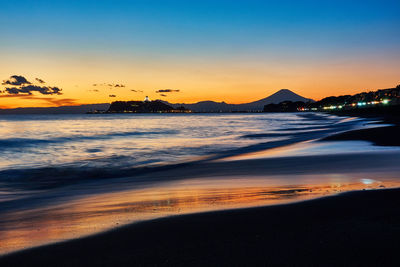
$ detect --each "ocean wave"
[240,120,360,139]
[0,130,179,148]
[0,113,378,194]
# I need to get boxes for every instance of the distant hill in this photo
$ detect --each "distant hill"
[165,100,233,113]
[0,103,110,115]
[306,85,400,110]
[166,89,313,112]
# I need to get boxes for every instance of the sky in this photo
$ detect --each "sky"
[0,0,399,108]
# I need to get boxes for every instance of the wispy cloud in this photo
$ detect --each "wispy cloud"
[156,89,180,93]
[0,94,77,106]
[45,98,77,106]
[35,78,45,84]
[109,94,116,97]
[93,83,126,88]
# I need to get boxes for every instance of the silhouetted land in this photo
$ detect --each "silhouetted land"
[312,84,400,109]
[106,100,190,113]
[263,100,306,112]
[1,189,400,266]
[263,85,400,112]
[327,105,400,124]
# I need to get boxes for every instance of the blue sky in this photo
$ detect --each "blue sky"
[2,0,399,54]
[0,0,399,107]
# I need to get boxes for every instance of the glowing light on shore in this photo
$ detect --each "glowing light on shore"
[361,179,377,185]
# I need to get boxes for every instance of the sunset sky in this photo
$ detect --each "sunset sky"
[1,0,399,108]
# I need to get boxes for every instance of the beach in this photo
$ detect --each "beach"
[2,0,399,265]
[1,188,400,266]
[1,112,400,265]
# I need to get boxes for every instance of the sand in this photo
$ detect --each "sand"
[1,188,400,266]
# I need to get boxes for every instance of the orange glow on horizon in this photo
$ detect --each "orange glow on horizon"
[1,53,399,109]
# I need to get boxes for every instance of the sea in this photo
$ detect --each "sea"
[1,112,400,254]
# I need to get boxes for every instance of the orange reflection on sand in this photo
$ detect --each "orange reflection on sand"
[1,176,399,255]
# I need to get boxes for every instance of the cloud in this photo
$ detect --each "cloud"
[4,85,62,95]
[1,75,62,96]
[0,94,77,106]
[45,98,77,106]
[156,89,180,93]
[2,75,31,86]
[131,89,144,93]
[93,83,126,88]
[0,94,30,98]
[109,94,116,97]
[159,94,167,97]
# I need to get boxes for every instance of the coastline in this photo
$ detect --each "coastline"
[322,125,400,146]
[321,106,400,146]
[1,111,400,264]
[2,0,399,265]
[2,188,400,266]
[325,105,400,124]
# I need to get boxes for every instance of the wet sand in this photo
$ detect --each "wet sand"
[1,138,400,258]
[2,172,399,256]
[1,188,400,266]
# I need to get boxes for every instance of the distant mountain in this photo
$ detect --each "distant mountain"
[166,89,313,112]
[0,89,312,114]
[0,103,110,115]
[166,101,233,113]
[244,89,313,107]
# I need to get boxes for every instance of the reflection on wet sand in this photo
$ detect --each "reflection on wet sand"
[1,175,399,255]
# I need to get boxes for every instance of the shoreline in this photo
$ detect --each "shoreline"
[2,188,400,266]
[321,107,400,146]
[322,125,400,146]
[1,112,400,263]
[325,105,400,125]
